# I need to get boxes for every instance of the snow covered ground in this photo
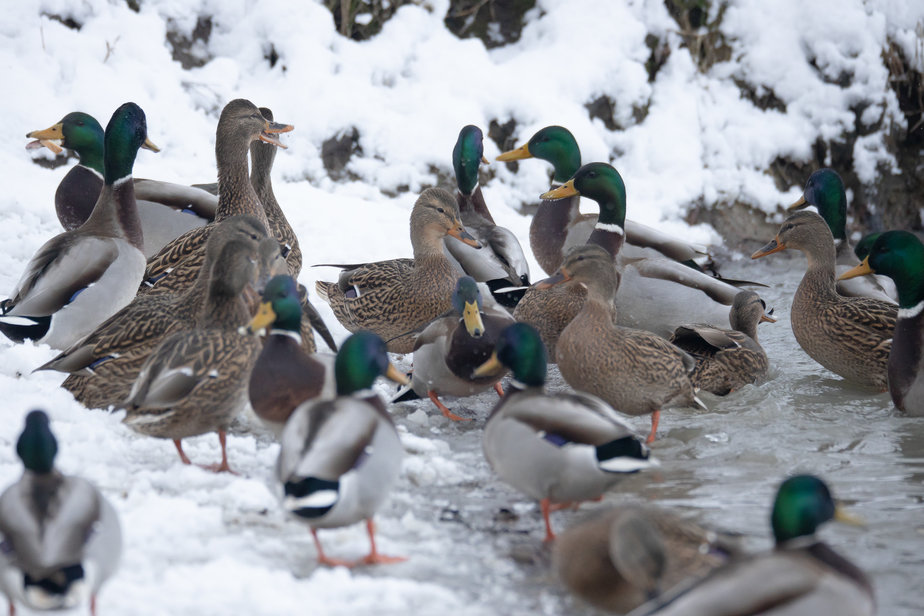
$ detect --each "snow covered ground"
[1,1,923,614]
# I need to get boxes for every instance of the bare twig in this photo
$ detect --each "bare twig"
[104,35,120,63]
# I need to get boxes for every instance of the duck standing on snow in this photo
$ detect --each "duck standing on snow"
[396,276,513,421]
[277,331,409,567]
[669,290,775,395]
[627,475,873,616]
[119,237,266,472]
[787,168,897,302]
[752,211,896,389]
[496,125,711,275]
[26,110,216,257]
[246,274,336,436]
[0,103,150,350]
[0,411,121,615]
[537,244,703,443]
[475,323,655,541]
[840,230,924,415]
[552,504,741,613]
[444,125,530,307]
[315,187,481,354]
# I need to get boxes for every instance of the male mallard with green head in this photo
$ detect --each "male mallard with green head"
[26,110,216,257]
[445,125,529,307]
[0,411,121,616]
[278,331,409,567]
[0,103,151,350]
[627,475,872,616]
[475,323,655,541]
[840,230,924,414]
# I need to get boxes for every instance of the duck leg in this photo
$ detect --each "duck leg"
[310,528,353,568]
[540,498,557,542]
[173,439,191,465]
[90,595,97,616]
[646,411,660,444]
[356,518,406,565]
[200,431,237,474]
[493,382,504,397]
[428,391,472,421]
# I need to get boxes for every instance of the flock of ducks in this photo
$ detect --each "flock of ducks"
[0,100,919,614]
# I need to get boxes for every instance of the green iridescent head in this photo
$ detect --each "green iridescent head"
[771,475,842,544]
[27,112,105,173]
[861,230,924,308]
[853,232,882,262]
[544,162,627,227]
[334,331,407,396]
[16,410,58,474]
[497,125,581,183]
[791,169,847,240]
[103,102,149,185]
[453,125,484,196]
[261,275,302,332]
[492,323,547,387]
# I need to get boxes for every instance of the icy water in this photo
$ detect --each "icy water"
[371,253,924,615]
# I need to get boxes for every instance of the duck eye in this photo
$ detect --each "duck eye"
[437,207,445,214]
[782,224,793,232]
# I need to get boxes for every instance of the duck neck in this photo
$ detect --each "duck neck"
[457,185,495,225]
[411,224,452,260]
[895,275,924,312]
[216,138,267,224]
[250,143,279,218]
[83,176,144,250]
[588,223,625,258]
[78,147,105,176]
[797,240,839,301]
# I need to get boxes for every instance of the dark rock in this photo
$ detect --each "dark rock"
[166,16,212,70]
[321,127,362,180]
[42,13,82,30]
[444,0,536,49]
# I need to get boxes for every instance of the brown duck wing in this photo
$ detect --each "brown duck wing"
[819,298,896,359]
[142,225,211,284]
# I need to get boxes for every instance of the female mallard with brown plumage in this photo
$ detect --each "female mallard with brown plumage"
[140,98,292,296]
[398,276,513,421]
[840,230,924,415]
[537,244,703,444]
[315,187,480,354]
[245,274,336,436]
[670,291,775,395]
[475,323,655,542]
[118,236,267,472]
[752,210,896,389]
[552,504,741,613]
[787,168,897,302]
[38,216,273,410]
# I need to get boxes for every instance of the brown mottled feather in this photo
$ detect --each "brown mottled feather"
[315,187,472,354]
[513,282,588,364]
[753,211,896,388]
[551,245,699,417]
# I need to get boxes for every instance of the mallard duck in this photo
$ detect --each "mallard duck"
[37,216,271,410]
[552,504,741,613]
[840,231,924,415]
[0,103,150,351]
[277,331,409,567]
[443,125,530,307]
[538,244,703,443]
[513,163,757,352]
[627,475,872,616]
[397,276,513,421]
[669,291,775,395]
[788,169,897,303]
[27,111,216,258]
[140,98,292,296]
[474,323,655,541]
[250,107,335,354]
[315,187,480,354]
[245,274,336,435]
[496,125,711,276]
[752,211,896,389]
[119,236,266,472]
[0,411,121,615]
